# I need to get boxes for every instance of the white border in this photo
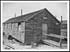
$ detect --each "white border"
[1,1,69,51]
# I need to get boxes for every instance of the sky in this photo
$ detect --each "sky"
[2,1,68,22]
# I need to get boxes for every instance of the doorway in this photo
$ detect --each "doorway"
[42,24,48,40]
[42,24,48,34]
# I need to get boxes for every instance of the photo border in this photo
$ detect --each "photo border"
[1,1,69,51]
[1,0,69,1]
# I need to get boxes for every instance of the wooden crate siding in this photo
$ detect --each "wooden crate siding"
[11,23,17,37]
[38,11,60,35]
[32,14,42,42]
[20,22,25,43]
[12,22,25,43]
[46,36,60,42]
[3,9,60,45]
[25,23,33,44]
[7,23,11,35]
[43,10,59,24]
[25,12,43,45]
[24,11,60,44]
[4,24,8,37]
[44,20,60,34]
[3,22,25,43]
[4,23,11,37]
[3,24,5,32]
[4,24,6,34]
[45,12,60,35]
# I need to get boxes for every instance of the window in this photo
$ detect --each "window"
[18,22,22,31]
[43,17,47,19]
[18,22,25,32]
[18,22,21,26]
[56,23,59,25]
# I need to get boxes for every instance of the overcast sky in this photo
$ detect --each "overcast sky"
[2,1,68,22]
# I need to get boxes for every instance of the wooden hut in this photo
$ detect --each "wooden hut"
[3,8,60,45]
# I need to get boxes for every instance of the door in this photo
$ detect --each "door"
[42,24,48,39]
[42,24,47,34]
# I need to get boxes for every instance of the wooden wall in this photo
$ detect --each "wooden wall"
[3,22,25,43]
[42,10,60,35]
[25,12,43,45]
[3,10,60,45]
[24,10,60,45]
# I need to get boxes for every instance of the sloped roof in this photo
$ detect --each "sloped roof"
[3,8,60,24]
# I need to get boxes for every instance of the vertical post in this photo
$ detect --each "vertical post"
[20,9,22,41]
[60,16,62,48]
[21,9,22,15]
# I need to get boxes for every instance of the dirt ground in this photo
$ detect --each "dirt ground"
[2,35,67,50]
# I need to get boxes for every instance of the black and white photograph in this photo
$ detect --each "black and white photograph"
[1,1,69,51]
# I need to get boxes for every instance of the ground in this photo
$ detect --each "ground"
[2,35,67,50]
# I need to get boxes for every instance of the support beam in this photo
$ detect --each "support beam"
[60,16,63,48]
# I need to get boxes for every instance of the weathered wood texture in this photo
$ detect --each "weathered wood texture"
[24,10,60,45]
[3,22,25,43]
[3,9,60,45]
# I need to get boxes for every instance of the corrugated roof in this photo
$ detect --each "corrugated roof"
[3,8,60,24]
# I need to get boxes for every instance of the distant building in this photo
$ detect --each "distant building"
[3,8,60,45]
[61,20,67,37]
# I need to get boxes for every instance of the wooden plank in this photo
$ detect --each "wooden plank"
[44,33,67,39]
[20,22,25,43]
[3,24,5,32]
[43,40,60,47]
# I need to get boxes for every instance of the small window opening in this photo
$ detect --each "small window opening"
[56,23,59,25]
[43,17,47,19]
[18,22,21,26]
